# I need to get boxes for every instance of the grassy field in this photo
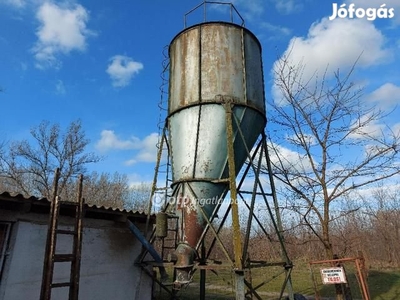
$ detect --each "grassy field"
[152,261,400,299]
[366,270,400,300]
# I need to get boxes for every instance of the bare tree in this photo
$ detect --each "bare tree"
[267,56,400,259]
[0,140,9,191]
[0,120,100,199]
[80,172,130,209]
[0,120,153,210]
[358,187,400,267]
[125,182,152,211]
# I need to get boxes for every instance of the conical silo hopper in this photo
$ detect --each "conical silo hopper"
[168,21,266,284]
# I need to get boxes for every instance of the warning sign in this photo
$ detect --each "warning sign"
[320,267,347,284]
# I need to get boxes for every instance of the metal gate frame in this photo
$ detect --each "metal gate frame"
[309,254,370,300]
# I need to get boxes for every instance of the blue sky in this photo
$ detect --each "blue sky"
[1,0,399,185]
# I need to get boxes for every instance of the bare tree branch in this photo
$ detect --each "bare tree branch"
[267,55,400,258]
[0,120,101,199]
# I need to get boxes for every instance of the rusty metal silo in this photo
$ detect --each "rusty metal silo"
[168,21,266,284]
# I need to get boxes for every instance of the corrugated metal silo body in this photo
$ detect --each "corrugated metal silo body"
[168,22,266,283]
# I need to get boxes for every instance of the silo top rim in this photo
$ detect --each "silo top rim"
[168,21,262,53]
[184,1,245,28]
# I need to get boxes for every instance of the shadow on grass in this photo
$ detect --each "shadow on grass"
[153,283,236,300]
[152,268,400,300]
[367,270,400,300]
[315,269,400,300]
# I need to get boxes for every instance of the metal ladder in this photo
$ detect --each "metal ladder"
[40,169,84,300]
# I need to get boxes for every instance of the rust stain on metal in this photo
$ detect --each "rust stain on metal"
[175,191,205,249]
[181,165,190,175]
[180,34,187,108]
[185,209,203,247]
[201,159,212,173]
[174,244,195,268]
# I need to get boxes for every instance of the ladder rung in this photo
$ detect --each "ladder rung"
[51,282,72,288]
[56,229,76,235]
[59,200,79,206]
[54,254,75,262]
[155,187,168,191]
[41,172,84,297]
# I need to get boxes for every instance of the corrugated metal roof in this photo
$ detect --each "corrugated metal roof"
[0,191,149,218]
[0,191,47,202]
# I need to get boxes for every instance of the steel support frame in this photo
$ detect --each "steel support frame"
[190,101,294,299]
[138,101,295,299]
[224,101,245,300]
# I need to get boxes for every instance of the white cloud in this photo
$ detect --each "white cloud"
[2,0,25,8]
[124,133,159,165]
[392,123,400,137]
[96,130,140,151]
[365,83,400,109]
[260,22,292,38]
[272,0,303,14]
[55,79,66,95]
[106,55,143,87]
[268,143,314,173]
[232,0,265,20]
[126,173,152,187]
[281,18,391,78]
[286,133,317,147]
[272,17,392,102]
[95,130,159,165]
[33,2,93,69]
[348,114,386,139]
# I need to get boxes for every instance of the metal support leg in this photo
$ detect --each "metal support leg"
[235,271,245,300]
[224,102,245,300]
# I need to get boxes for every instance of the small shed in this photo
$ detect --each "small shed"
[0,192,153,300]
